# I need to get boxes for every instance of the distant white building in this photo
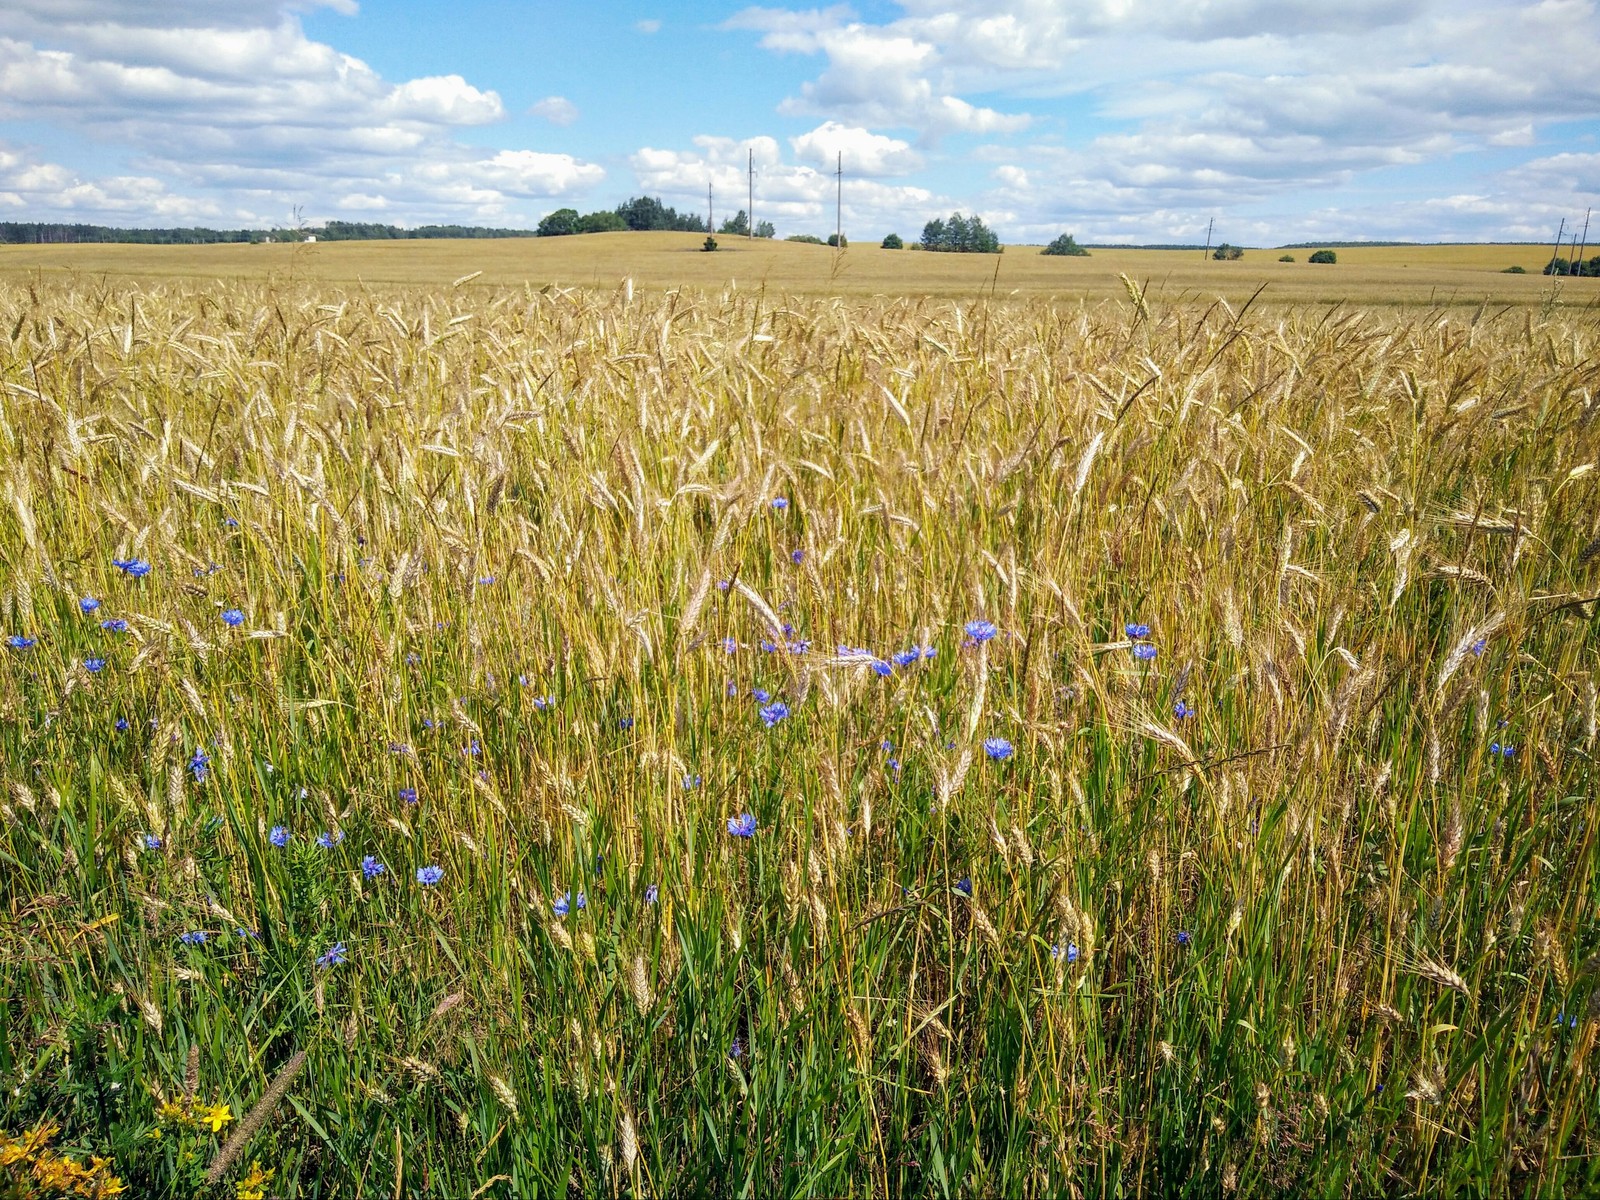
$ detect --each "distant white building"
[304,235,317,243]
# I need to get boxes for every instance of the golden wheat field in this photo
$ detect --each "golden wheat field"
[1,270,1598,1198]
[0,233,1592,306]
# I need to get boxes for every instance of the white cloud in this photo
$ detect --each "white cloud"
[630,135,939,237]
[0,3,604,225]
[530,95,579,126]
[790,121,923,174]
[635,18,662,34]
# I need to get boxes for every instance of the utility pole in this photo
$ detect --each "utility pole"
[748,148,755,241]
[1548,217,1567,275]
[834,152,843,247]
[708,182,714,237]
[1578,208,1592,278]
[1202,217,1214,261]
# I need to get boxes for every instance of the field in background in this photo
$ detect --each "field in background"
[1,274,1598,1198]
[0,233,1593,305]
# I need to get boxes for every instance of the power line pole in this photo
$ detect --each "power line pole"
[836,151,843,247]
[1578,208,1592,278]
[1548,216,1567,275]
[1202,217,1213,261]
[707,182,713,237]
[748,148,755,241]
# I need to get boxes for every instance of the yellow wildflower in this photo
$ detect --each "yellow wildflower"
[235,1160,276,1200]
[200,1103,233,1134]
[155,1099,191,1125]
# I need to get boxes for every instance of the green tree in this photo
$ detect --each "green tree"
[720,209,750,236]
[536,208,581,237]
[1308,249,1337,264]
[1213,243,1244,260]
[881,233,904,249]
[826,232,848,248]
[577,210,626,233]
[1041,233,1088,257]
[755,220,776,239]
[921,212,999,253]
[702,235,719,252]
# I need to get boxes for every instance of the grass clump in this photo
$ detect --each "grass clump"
[0,277,1597,1196]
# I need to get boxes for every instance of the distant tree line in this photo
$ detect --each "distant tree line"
[536,198,775,239]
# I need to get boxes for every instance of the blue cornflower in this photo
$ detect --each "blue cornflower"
[920,646,937,660]
[316,830,344,849]
[575,891,586,910]
[399,787,418,804]
[955,877,972,896]
[463,739,481,756]
[722,637,738,654]
[716,579,731,592]
[1125,622,1151,639]
[791,549,805,564]
[235,927,258,940]
[179,930,208,946]
[269,825,289,847]
[79,597,100,613]
[316,941,348,968]
[1052,942,1080,963]
[965,620,998,643]
[143,833,162,850]
[224,517,240,528]
[84,657,106,673]
[758,701,789,728]
[361,856,385,879]
[725,681,739,698]
[478,576,495,586]
[188,748,210,782]
[531,696,554,710]
[553,891,572,916]
[731,1036,745,1059]
[891,649,920,668]
[100,618,129,633]
[417,864,444,886]
[618,717,634,730]
[1490,743,1516,758]
[644,884,659,904]
[1556,1013,1579,1029]
[1175,930,1192,947]
[1471,638,1487,657]
[887,758,901,775]
[1173,701,1194,720]
[983,737,1014,761]
[113,558,152,577]
[221,608,245,627]
[871,659,893,677]
[759,639,778,653]
[788,639,811,655]
[881,739,894,752]
[727,812,757,838]
[752,688,771,704]
[114,718,128,732]
[770,497,789,510]
[684,773,702,790]
[6,635,35,650]
[1133,643,1158,661]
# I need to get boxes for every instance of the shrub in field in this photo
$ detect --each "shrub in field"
[881,233,903,249]
[1279,254,1296,262]
[1041,233,1089,256]
[1,277,1597,1197]
[1212,242,1244,260]
[1309,249,1338,264]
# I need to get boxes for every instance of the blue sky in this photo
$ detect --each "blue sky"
[0,0,1597,243]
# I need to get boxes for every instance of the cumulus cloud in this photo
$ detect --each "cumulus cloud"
[635,18,663,34]
[0,1,604,225]
[790,121,923,174]
[630,135,939,237]
[530,95,579,126]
